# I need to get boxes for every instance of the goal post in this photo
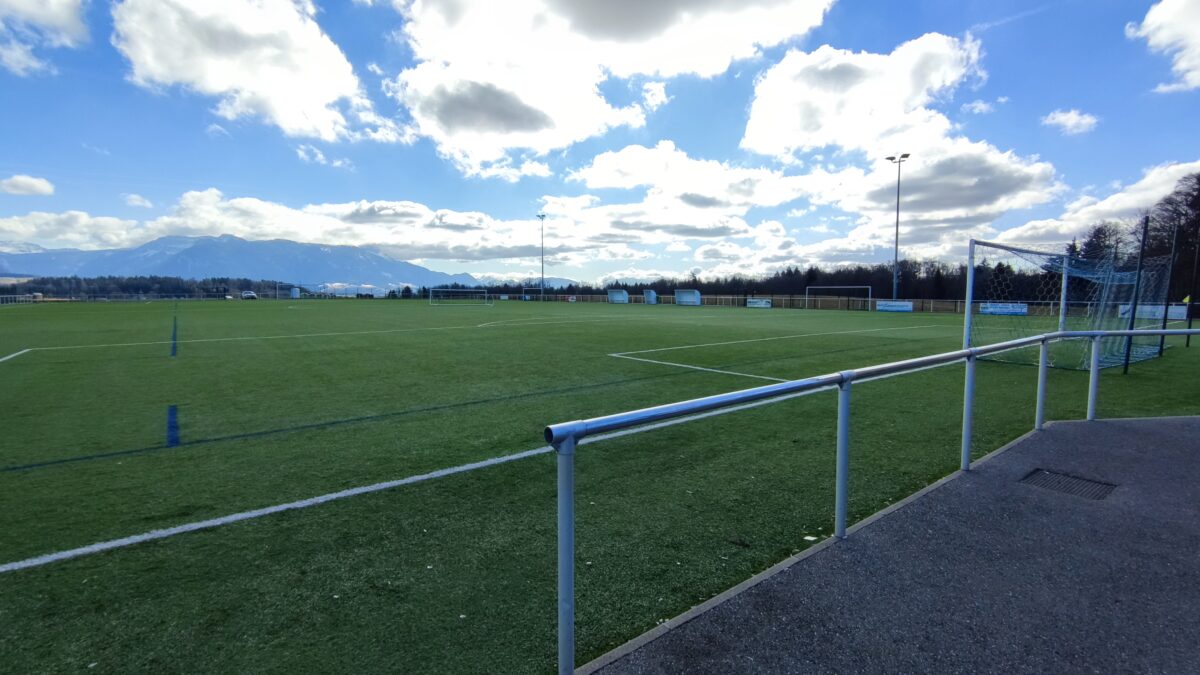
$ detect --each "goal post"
[429,288,493,306]
[965,238,1173,369]
[521,286,545,301]
[804,285,872,311]
[675,289,701,306]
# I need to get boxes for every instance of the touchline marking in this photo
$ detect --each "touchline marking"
[0,385,830,574]
[615,324,950,356]
[610,353,787,382]
[0,349,30,363]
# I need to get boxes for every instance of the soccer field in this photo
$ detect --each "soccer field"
[2,299,1197,672]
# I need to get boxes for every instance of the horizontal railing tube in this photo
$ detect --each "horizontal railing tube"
[545,327,1200,672]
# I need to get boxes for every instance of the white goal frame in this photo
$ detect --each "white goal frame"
[804,286,872,310]
[429,288,493,306]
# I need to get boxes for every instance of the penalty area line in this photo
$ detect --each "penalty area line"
[610,353,787,382]
[0,384,831,575]
[614,324,951,356]
[0,348,31,364]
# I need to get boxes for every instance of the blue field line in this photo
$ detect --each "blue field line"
[170,315,178,357]
[166,405,180,447]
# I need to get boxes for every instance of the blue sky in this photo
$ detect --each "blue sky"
[1,0,1198,283]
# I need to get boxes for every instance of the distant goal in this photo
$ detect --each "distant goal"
[429,288,493,306]
[804,286,871,311]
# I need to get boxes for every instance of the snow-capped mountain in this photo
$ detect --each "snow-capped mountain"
[0,235,479,290]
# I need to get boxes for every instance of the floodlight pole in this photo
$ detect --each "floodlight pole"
[886,153,910,300]
[537,213,547,301]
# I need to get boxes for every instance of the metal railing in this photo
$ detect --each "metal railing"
[543,328,1200,674]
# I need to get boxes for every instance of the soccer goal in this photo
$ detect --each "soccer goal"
[675,289,701,306]
[429,288,493,306]
[522,286,545,301]
[804,286,872,310]
[965,239,1174,369]
[607,289,630,304]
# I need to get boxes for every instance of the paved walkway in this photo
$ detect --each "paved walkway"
[589,417,1200,674]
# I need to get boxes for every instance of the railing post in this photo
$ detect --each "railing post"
[1035,339,1049,430]
[834,374,853,539]
[555,435,577,675]
[961,354,975,471]
[1087,335,1102,421]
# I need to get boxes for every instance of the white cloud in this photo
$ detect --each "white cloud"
[642,82,670,112]
[1127,0,1200,93]
[295,144,353,169]
[740,33,1060,265]
[743,33,985,159]
[382,0,833,178]
[123,193,153,208]
[1041,109,1098,135]
[205,123,230,138]
[111,0,400,142]
[0,174,54,195]
[998,160,1200,245]
[0,211,135,249]
[0,0,87,75]
[961,99,992,114]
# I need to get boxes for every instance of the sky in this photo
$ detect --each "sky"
[1,0,1199,284]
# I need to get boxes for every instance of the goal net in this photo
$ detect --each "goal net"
[429,288,493,306]
[521,286,545,301]
[804,285,872,311]
[675,289,701,306]
[966,239,1174,369]
[607,289,629,304]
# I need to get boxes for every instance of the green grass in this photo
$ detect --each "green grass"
[0,299,1197,673]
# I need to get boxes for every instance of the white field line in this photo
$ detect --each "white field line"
[0,348,30,363]
[610,353,787,382]
[0,385,832,575]
[615,324,950,356]
[1,313,690,357]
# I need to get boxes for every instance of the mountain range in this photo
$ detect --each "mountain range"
[0,235,484,291]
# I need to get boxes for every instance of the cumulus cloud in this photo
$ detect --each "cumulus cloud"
[295,144,353,169]
[381,0,833,178]
[961,99,992,114]
[111,0,400,142]
[642,82,670,111]
[0,174,55,195]
[1041,109,1098,135]
[998,160,1200,245]
[739,33,1061,265]
[123,193,153,208]
[1127,0,1200,93]
[0,211,136,249]
[0,0,87,75]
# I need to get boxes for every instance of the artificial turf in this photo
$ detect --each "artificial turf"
[1,299,1196,672]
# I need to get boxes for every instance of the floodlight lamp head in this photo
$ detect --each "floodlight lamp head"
[885,155,895,161]
[900,153,910,159]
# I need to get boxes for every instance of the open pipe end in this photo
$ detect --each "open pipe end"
[543,426,554,444]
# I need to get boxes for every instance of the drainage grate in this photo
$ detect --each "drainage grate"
[1020,469,1116,500]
